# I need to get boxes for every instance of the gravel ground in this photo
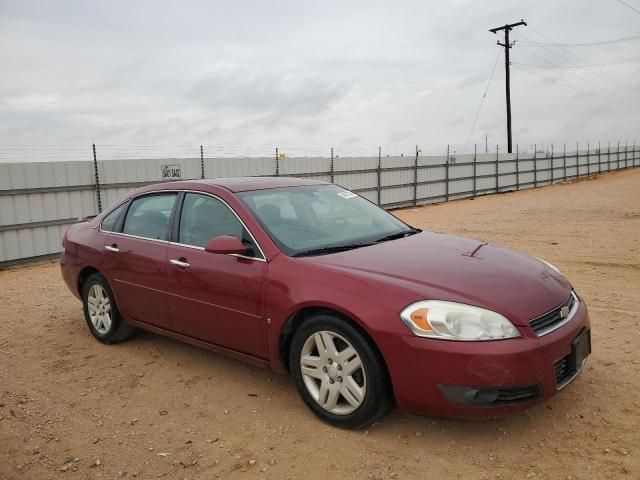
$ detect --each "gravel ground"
[1,168,639,480]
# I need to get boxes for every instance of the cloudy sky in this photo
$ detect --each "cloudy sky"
[1,0,639,158]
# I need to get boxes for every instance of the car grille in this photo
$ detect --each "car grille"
[554,354,572,387]
[530,293,576,336]
[492,385,541,405]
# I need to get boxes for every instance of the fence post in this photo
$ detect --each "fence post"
[617,141,620,170]
[598,141,601,173]
[330,147,334,183]
[533,144,537,187]
[275,147,279,176]
[377,146,382,206]
[563,143,567,181]
[445,144,450,202]
[473,144,478,196]
[625,140,628,168]
[413,145,419,206]
[587,141,590,176]
[634,140,637,167]
[550,144,554,184]
[200,145,205,179]
[575,141,579,178]
[608,141,611,171]
[515,144,520,190]
[495,144,499,192]
[92,143,102,213]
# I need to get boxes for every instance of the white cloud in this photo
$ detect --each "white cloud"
[0,0,639,157]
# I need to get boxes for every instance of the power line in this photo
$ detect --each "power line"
[512,56,640,69]
[522,27,636,95]
[516,42,630,103]
[463,49,502,154]
[615,0,640,16]
[525,25,640,95]
[513,65,631,107]
[517,33,640,47]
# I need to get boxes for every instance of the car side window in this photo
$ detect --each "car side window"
[178,193,261,257]
[122,193,177,240]
[101,203,126,232]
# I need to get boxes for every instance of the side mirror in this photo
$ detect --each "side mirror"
[204,235,248,255]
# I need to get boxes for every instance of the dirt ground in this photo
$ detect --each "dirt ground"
[1,169,639,480]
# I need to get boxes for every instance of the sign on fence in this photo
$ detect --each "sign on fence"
[161,164,182,180]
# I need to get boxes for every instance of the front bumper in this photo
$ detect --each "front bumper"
[379,300,591,418]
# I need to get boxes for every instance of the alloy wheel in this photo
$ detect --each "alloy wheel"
[299,330,367,415]
[86,284,112,335]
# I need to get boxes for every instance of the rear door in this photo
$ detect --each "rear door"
[102,192,178,330]
[165,192,268,356]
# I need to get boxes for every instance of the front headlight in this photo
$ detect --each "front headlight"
[536,257,561,274]
[399,300,520,341]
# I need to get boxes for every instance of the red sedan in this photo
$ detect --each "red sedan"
[60,177,591,428]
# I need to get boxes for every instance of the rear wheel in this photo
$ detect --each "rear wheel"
[82,273,136,344]
[289,313,391,428]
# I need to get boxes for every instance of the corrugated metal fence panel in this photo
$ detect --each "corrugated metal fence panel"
[611,146,620,170]
[498,156,517,190]
[576,150,588,176]
[280,156,329,175]
[380,155,415,206]
[518,154,535,188]
[0,189,97,225]
[334,171,376,192]
[417,156,447,183]
[381,185,413,207]
[382,156,414,189]
[101,187,136,210]
[565,150,579,178]
[334,157,378,192]
[207,157,275,178]
[99,158,202,184]
[0,224,68,263]
[2,148,639,265]
[0,160,94,190]
[536,155,552,184]
[449,154,474,197]
[336,156,378,172]
[476,157,498,193]
[417,181,446,203]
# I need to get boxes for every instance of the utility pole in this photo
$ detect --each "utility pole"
[490,19,527,153]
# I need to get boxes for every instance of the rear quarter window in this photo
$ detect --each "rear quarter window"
[100,203,126,232]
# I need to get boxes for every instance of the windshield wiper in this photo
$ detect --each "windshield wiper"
[293,243,374,257]
[374,228,421,243]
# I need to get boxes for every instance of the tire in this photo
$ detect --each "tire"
[82,273,136,344]
[289,312,392,429]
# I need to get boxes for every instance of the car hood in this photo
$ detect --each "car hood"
[305,232,573,325]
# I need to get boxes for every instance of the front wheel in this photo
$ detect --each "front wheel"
[82,273,136,344]
[289,313,391,428]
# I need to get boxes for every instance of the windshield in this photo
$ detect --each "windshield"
[237,184,416,256]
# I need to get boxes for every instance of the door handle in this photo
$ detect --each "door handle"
[105,245,119,252]
[169,258,191,268]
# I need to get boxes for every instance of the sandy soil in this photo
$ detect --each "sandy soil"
[1,169,639,480]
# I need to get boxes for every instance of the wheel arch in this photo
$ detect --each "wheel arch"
[278,306,392,394]
[77,266,101,297]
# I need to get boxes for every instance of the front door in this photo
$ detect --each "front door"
[165,192,268,357]
[103,192,178,330]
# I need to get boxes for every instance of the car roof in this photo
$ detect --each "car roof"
[165,176,329,193]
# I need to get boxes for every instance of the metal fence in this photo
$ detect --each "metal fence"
[1,142,639,266]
